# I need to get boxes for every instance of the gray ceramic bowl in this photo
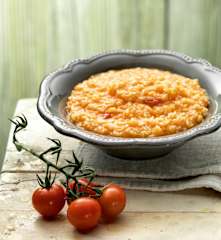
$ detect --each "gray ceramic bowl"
[37,49,221,160]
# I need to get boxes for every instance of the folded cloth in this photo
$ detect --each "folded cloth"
[75,129,221,192]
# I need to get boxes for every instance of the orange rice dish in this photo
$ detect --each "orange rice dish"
[66,68,209,138]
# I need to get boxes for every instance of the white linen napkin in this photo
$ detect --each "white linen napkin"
[75,130,221,192]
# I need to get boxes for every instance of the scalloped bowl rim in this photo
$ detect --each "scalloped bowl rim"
[37,49,221,146]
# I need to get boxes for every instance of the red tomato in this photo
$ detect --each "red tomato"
[143,97,162,106]
[99,184,126,221]
[67,197,101,232]
[67,178,97,197]
[32,184,65,218]
[103,113,112,119]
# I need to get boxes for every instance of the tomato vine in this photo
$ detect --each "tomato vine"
[10,115,101,199]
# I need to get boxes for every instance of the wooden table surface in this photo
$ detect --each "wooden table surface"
[1,99,221,240]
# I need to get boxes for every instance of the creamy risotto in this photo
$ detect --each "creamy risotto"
[66,68,209,138]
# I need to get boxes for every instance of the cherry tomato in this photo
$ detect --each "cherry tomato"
[99,184,126,221]
[32,184,65,218]
[67,178,98,197]
[67,197,101,232]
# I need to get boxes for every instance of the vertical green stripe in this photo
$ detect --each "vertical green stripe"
[168,0,220,66]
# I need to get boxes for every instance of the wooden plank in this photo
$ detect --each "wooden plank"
[75,0,165,54]
[136,0,166,49]
[210,0,221,68]
[168,0,221,67]
[118,0,165,49]
[1,208,221,240]
[1,173,221,240]
[46,0,79,68]
[1,173,221,214]
[77,0,120,56]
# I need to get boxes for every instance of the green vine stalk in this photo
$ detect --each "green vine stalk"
[9,115,102,198]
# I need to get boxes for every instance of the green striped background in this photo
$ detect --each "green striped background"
[1,0,221,165]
